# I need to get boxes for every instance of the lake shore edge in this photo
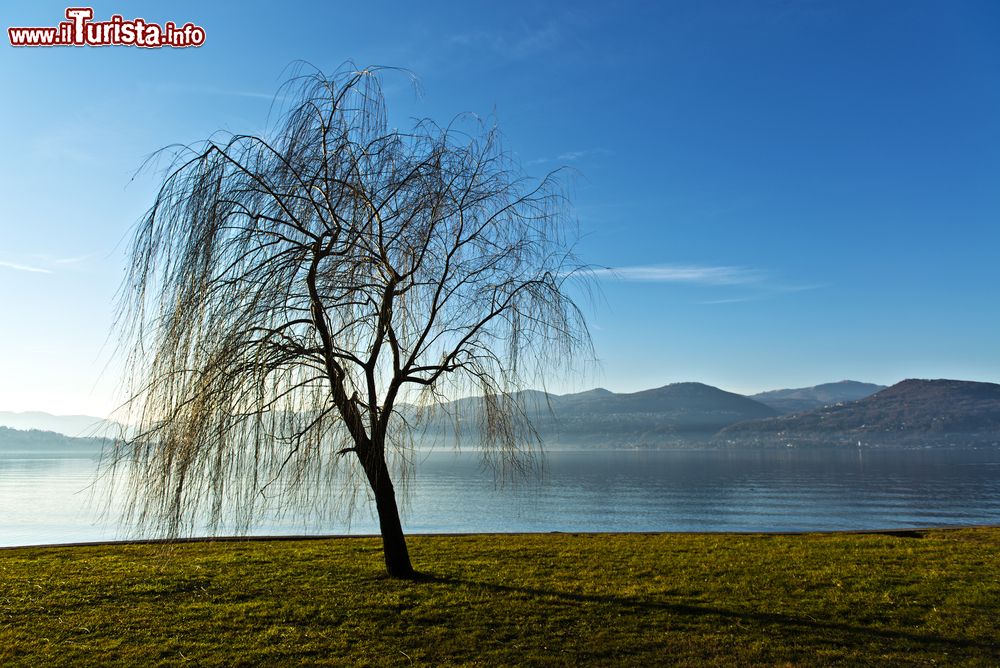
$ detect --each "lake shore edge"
[3,523,1000,551]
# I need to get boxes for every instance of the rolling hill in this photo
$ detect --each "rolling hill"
[750,380,886,415]
[721,379,1000,446]
[6,379,998,452]
[414,382,779,448]
[0,411,118,438]
[0,426,107,456]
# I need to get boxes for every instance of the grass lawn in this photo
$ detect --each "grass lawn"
[1,528,998,666]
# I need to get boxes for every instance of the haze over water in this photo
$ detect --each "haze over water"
[2,448,999,548]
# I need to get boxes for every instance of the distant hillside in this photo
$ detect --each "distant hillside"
[10,379,996,452]
[0,411,118,438]
[721,379,1000,446]
[0,426,107,456]
[751,381,886,415]
[416,382,778,448]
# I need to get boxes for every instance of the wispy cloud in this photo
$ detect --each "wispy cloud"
[51,254,95,266]
[0,260,51,274]
[139,81,280,101]
[592,263,825,304]
[450,21,563,61]
[2,252,99,275]
[526,148,612,166]
[591,264,763,286]
[696,282,827,305]
[700,295,776,305]
[558,149,610,161]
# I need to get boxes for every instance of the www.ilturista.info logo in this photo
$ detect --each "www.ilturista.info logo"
[8,7,205,48]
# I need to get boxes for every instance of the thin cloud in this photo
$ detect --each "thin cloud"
[140,82,280,101]
[0,260,51,274]
[526,148,612,166]
[51,254,95,265]
[699,295,764,305]
[450,22,562,61]
[698,283,828,305]
[193,87,278,101]
[29,252,95,266]
[558,148,612,161]
[592,264,763,286]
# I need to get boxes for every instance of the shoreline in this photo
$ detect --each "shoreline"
[3,524,999,551]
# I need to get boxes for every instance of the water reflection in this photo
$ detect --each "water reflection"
[1,448,999,546]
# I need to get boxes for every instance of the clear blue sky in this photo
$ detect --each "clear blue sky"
[1,1,998,416]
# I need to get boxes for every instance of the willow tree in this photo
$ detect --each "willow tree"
[111,66,590,577]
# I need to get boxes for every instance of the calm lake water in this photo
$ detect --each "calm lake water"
[2,448,999,547]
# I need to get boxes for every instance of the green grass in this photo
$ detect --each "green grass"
[1,529,998,666]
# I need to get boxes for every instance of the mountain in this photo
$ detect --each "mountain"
[0,425,107,456]
[10,378,996,451]
[721,379,1000,446]
[415,382,779,448]
[0,411,118,438]
[751,381,886,415]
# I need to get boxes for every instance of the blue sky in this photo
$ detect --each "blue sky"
[1,1,998,416]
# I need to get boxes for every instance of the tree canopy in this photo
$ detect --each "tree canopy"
[111,65,592,576]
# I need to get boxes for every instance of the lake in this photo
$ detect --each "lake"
[2,448,1000,547]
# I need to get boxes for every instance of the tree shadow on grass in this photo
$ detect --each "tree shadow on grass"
[422,574,998,657]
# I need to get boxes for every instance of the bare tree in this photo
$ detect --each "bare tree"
[110,65,591,578]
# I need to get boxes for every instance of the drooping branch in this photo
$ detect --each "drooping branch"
[108,63,593,546]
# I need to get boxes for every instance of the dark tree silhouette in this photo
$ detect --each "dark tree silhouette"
[111,65,591,578]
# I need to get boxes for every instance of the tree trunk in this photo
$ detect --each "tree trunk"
[359,448,415,578]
